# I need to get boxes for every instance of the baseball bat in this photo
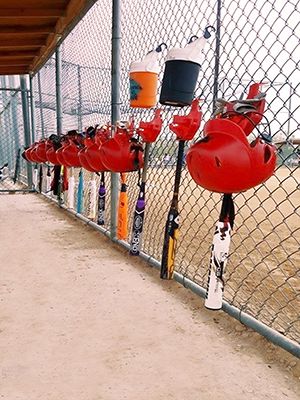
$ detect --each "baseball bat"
[0,162,8,170]
[38,164,43,193]
[51,165,61,195]
[77,168,84,214]
[46,165,52,193]
[33,163,38,190]
[160,140,185,279]
[87,172,97,219]
[68,167,75,209]
[0,162,8,182]
[117,172,128,240]
[13,149,21,184]
[58,165,65,206]
[129,143,151,255]
[205,193,235,310]
[97,172,106,225]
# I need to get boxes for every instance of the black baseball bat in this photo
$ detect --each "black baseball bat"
[129,143,151,255]
[97,172,106,225]
[38,164,43,193]
[160,140,185,279]
[13,149,21,184]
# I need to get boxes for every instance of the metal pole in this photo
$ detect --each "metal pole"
[212,0,222,112]
[20,75,33,187]
[1,76,14,170]
[110,0,121,240]
[0,106,4,164]
[0,77,8,165]
[8,76,20,153]
[37,72,45,138]
[29,75,36,144]
[77,65,83,132]
[55,47,64,206]
[56,47,63,136]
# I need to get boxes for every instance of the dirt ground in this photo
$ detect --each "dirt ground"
[0,194,299,400]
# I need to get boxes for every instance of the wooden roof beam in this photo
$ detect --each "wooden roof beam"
[0,38,46,48]
[0,25,56,35]
[0,9,66,18]
[0,50,40,58]
[0,0,68,7]
[0,59,32,66]
[0,66,28,75]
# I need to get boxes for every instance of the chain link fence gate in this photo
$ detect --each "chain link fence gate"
[0,76,34,193]
[29,0,299,353]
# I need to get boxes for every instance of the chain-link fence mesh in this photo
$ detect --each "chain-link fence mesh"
[1,0,298,346]
[0,76,31,191]
[118,0,299,343]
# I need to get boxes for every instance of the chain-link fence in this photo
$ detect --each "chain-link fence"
[116,0,300,343]
[1,0,299,352]
[0,76,32,192]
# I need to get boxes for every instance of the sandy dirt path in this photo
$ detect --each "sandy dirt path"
[0,194,299,400]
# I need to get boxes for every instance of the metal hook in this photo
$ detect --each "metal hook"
[203,25,216,39]
[188,35,199,44]
[146,42,167,55]
[155,42,168,52]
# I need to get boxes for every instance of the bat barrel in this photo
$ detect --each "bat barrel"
[68,175,75,209]
[97,177,106,226]
[205,220,231,310]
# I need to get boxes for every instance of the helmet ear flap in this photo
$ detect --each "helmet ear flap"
[264,145,272,163]
[250,137,275,164]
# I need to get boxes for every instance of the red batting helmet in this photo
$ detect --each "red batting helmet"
[99,123,144,172]
[186,118,276,193]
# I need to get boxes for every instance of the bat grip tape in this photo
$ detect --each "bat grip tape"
[220,193,235,228]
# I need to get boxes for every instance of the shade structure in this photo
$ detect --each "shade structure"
[0,0,96,75]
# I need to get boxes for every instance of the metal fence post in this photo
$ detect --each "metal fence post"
[56,47,63,136]
[1,78,8,166]
[0,93,4,164]
[8,76,20,153]
[37,72,45,138]
[29,75,36,143]
[77,65,83,132]
[20,75,33,187]
[110,0,121,240]
[212,0,222,111]
[55,47,64,205]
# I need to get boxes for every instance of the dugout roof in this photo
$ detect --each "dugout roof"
[0,0,96,76]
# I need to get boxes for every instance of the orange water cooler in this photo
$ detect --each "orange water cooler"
[129,44,166,108]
